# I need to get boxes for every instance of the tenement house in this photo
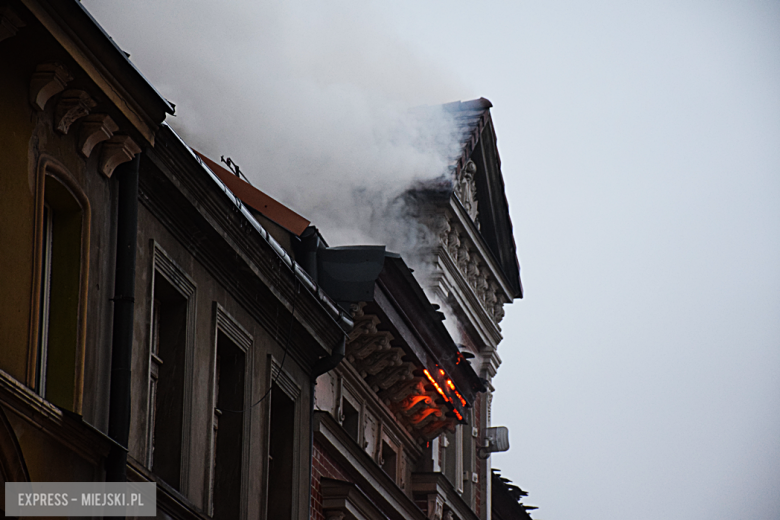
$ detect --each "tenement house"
[0,1,535,519]
[309,98,526,520]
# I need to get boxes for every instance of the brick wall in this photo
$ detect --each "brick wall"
[310,440,351,520]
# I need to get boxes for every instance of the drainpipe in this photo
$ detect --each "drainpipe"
[308,334,347,520]
[296,226,325,284]
[106,152,140,483]
[311,336,346,380]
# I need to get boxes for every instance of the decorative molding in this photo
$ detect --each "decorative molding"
[437,213,509,328]
[427,493,444,520]
[0,402,31,483]
[0,5,25,43]
[479,350,502,382]
[207,303,252,518]
[30,62,72,110]
[416,204,516,353]
[54,90,96,134]
[271,357,301,401]
[345,308,457,443]
[335,362,424,464]
[153,242,197,298]
[140,138,340,372]
[100,134,141,178]
[0,369,112,468]
[411,472,480,520]
[454,160,479,227]
[320,477,399,520]
[314,413,426,520]
[345,330,393,364]
[127,457,210,520]
[321,477,393,520]
[22,0,170,146]
[214,303,253,353]
[78,114,119,158]
[148,241,197,490]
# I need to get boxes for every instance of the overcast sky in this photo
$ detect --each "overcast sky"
[84,1,780,519]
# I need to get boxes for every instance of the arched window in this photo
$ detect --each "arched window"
[29,156,90,414]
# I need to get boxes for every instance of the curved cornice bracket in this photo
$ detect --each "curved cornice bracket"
[79,114,118,158]
[55,89,97,134]
[100,134,140,178]
[30,62,72,110]
[0,5,26,43]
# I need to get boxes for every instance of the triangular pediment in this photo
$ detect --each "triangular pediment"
[444,98,522,299]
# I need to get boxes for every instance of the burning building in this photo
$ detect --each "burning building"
[308,98,526,520]
[0,1,535,519]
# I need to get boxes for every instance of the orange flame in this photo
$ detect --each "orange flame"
[423,369,448,402]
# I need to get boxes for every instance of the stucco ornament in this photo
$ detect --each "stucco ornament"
[455,160,479,227]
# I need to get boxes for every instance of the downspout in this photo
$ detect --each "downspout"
[106,152,141,483]
[311,335,346,380]
[308,334,347,520]
[297,226,324,285]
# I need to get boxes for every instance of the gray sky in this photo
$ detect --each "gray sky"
[84,1,780,519]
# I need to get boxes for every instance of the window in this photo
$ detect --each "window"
[146,243,196,491]
[148,274,186,486]
[211,332,246,518]
[30,158,90,413]
[207,304,251,519]
[268,383,295,519]
[380,440,398,481]
[265,358,300,520]
[341,397,360,444]
[443,425,465,495]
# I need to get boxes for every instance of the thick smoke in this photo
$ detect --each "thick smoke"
[83,0,465,248]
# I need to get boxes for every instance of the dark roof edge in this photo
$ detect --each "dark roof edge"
[72,0,174,114]
[161,123,354,335]
[22,0,173,142]
[380,255,487,399]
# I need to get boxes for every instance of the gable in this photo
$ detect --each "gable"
[445,99,523,298]
[469,119,522,298]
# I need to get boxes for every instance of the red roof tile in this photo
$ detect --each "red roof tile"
[194,150,310,236]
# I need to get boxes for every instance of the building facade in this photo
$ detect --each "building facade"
[0,1,534,519]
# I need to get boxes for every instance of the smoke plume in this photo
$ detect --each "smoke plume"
[83,0,466,248]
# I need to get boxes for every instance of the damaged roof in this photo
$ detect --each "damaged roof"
[194,151,310,236]
[418,98,523,299]
[442,97,495,174]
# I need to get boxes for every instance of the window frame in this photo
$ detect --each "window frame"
[145,240,197,492]
[35,203,53,396]
[205,302,253,519]
[262,355,301,520]
[27,155,90,414]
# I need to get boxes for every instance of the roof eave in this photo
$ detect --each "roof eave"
[22,0,173,145]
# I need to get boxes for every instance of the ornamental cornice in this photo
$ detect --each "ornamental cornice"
[447,195,515,302]
[343,303,462,443]
[416,199,513,349]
